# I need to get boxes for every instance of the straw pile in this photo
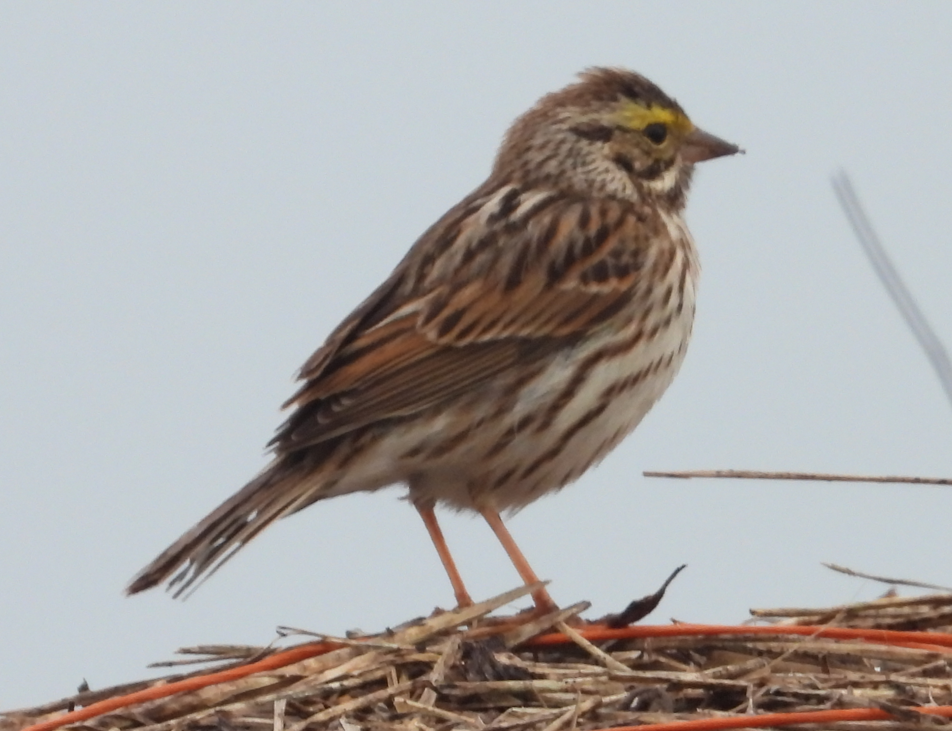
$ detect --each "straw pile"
[5,581,952,731]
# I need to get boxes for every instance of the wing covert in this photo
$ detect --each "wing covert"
[274,191,657,450]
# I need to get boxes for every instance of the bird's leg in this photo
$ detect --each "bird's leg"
[414,501,473,607]
[479,506,558,613]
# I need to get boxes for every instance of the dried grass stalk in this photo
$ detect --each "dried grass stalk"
[5,586,952,731]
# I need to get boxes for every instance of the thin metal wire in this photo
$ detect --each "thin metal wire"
[643,469,952,485]
[832,171,952,411]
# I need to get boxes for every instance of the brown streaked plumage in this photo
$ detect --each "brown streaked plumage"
[127,68,740,610]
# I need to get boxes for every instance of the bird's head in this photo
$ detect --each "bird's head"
[494,67,740,208]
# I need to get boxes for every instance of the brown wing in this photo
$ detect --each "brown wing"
[273,186,658,451]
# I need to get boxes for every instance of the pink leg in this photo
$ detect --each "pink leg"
[415,502,474,607]
[479,506,557,612]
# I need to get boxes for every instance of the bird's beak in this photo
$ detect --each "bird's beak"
[681,126,742,164]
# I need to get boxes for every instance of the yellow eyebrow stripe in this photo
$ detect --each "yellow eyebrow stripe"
[616,101,692,134]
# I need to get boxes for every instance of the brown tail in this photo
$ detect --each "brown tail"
[126,458,319,597]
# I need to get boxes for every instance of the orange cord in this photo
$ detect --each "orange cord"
[529,622,952,651]
[18,641,340,731]
[18,623,952,731]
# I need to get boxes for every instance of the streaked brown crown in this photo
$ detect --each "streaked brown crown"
[525,67,686,115]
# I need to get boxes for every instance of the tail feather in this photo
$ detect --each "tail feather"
[126,460,320,597]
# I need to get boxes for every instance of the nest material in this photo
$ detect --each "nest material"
[5,584,952,731]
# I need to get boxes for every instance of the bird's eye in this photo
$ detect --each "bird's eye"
[643,122,668,145]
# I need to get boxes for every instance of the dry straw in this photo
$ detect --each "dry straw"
[6,579,952,731]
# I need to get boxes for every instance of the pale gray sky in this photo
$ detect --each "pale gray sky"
[2,2,951,709]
